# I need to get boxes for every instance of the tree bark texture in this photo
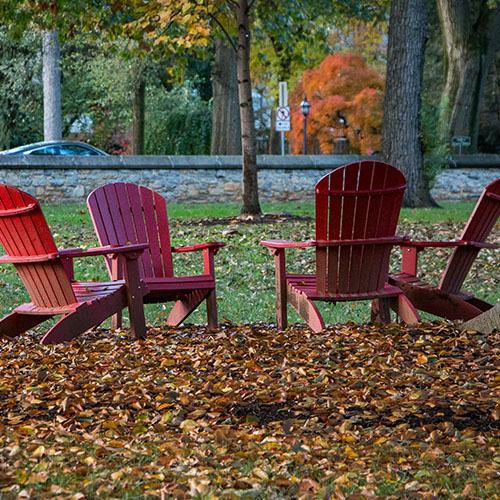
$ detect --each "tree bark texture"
[42,30,62,141]
[236,0,261,215]
[437,0,500,152]
[211,40,241,155]
[132,73,145,155]
[381,0,433,207]
[459,301,500,334]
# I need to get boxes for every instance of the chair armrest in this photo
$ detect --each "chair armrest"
[261,239,314,248]
[0,253,59,264]
[60,243,149,258]
[172,242,226,252]
[399,240,498,250]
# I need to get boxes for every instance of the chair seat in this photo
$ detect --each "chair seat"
[15,281,126,315]
[287,274,403,301]
[390,272,476,301]
[144,275,215,292]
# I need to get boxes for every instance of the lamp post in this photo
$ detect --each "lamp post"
[299,96,311,155]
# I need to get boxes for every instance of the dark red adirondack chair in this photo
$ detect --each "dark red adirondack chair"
[261,161,420,332]
[0,184,148,345]
[87,183,225,329]
[390,177,500,321]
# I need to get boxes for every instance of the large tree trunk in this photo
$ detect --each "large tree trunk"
[381,0,434,207]
[437,1,500,153]
[236,0,261,215]
[42,30,62,141]
[132,73,145,155]
[211,40,241,155]
[459,301,500,333]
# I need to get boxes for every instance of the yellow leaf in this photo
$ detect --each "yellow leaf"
[160,359,174,367]
[82,456,96,465]
[252,467,269,480]
[344,446,359,458]
[374,436,388,445]
[180,419,197,432]
[417,353,428,364]
[103,420,118,430]
[32,446,45,457]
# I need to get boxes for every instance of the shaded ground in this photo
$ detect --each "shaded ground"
[180,212,314,227]
[0,322,498,499]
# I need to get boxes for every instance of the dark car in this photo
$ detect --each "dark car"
[0,140,108,156]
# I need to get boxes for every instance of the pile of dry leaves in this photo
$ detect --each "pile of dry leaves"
[0,321,498,499]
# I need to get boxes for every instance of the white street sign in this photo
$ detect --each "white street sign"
[276,106,290,131]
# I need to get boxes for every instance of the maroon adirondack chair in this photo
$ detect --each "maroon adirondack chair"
[87,183,225,329]
[0,184,148,345]
[390,177,500,320]
[261,161,420,332]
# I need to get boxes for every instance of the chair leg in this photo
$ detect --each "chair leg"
[273,249,288,330]
[206,289,218,329]
[392,295,420,324]
[167,290,208,327]
[0,312,49,339]
[287,287,325,332]
[40,288,126,345]
[371,298,392,324]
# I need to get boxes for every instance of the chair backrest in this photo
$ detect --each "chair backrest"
[439,177,500,293]
[87,183,174,279]
[315,161,406,294]
[0,184,76,307]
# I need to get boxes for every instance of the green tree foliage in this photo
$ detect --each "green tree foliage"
[0,26,43,149]
[145,82,211,155]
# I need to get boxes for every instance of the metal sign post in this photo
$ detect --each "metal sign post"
[277,82,288,155]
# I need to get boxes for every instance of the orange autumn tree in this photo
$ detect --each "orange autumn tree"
[289,53,385,154]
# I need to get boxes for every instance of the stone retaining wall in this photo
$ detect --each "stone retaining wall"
[0,154,499,204]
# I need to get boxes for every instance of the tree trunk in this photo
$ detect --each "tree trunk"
[236,0,261,215]
[381,0,434,207]
[132,72,145,155]
[437,1,500,152]
[459,302,500,333]
[211,40,241,155]
[42,30,62,141]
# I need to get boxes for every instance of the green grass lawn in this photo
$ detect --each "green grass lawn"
[34,200,500,329]
[0,201,499,499]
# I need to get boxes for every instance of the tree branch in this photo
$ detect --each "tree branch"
[209,13,237,52]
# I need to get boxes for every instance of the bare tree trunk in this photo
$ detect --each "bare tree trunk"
[132,73,145,155]
[437,1,500,152]
[459,302,500,333]
[211,40,241,155]
[42,30,62,141]
[381,0,434,207]
[236,0,261,215]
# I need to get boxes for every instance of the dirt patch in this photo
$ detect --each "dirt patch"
[178,212,313,227]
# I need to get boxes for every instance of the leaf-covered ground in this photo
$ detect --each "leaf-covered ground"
[0,210,499,498]
[0,323,499,499]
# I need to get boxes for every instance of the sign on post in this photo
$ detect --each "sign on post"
[276,106,290,132]
[277,82,288,156]
[452,136,471,155]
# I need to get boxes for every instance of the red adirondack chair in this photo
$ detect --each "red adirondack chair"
[390,177,500,320]
[0,184,148,345]
[261,161,420,332]
[87,183,225,329]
